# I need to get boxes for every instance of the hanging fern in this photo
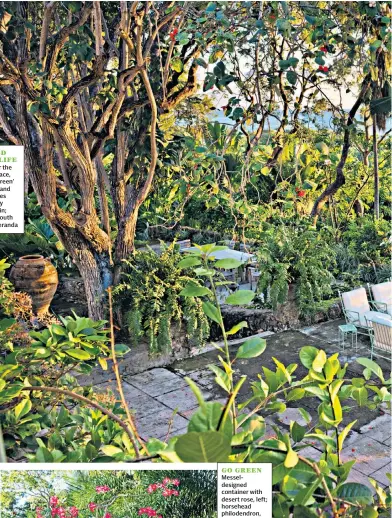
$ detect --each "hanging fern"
[114,243,210,353]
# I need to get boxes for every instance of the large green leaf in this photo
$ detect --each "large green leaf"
[65,349,92,360]
[175,431,231,462]
[188,402,232,440]
[299,346,319,369]
[225,289,255,305]
[336,483,373,505]
[236,337,266,359]
[202,301,222,324]
[180,285,211,297]
[356,358,384,382]
[214,258,242,269]
[178,257,202,268]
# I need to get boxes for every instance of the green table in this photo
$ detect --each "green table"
[339,323,358,352]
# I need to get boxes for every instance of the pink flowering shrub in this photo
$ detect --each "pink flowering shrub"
[35,480,181,518]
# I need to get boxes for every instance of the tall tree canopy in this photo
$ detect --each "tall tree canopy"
[0,1,390,318]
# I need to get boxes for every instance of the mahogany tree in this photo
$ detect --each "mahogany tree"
[0,1,223,318]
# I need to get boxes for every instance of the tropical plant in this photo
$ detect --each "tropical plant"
[114,244,209,353]
[255,224,336,314]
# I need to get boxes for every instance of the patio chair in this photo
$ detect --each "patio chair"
[339,287,385,335]
[368,281,392,316]
[365,312,392,360]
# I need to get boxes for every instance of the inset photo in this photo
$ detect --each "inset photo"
[0,469,217,518]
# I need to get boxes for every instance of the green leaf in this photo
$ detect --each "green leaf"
[312,349,327,373]
[178,257,202,268]
[227,321,248,336]
[194,57,208,68]
[101,445,123,456]
[291,422,306,442]
[356,358,385,382]
[188,402,232,440]
[209,365,230,392]
[0,318,16,331]
[284,448,298,468]
[362,507,378,518]
[175,431,231,462]
[336,483,373,505]
[236,337,266,359]
[286,388,305,401]
[298,407,312,424]
[352,386,368,407]
[180,284,211,297]
[65,349,92,360]
[293,478,320,506]
[14,398,32,421]
[202,301,222,324]
[114,343,131,356]
[225,290,255,305]
[35,447,54,463]
[299,346,319,369]
[185,377,206,409]
[287,71,297,85]
[214,258,242,269]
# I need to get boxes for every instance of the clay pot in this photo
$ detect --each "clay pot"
[10,255,58,315]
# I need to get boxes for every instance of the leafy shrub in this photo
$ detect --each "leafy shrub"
[114,243,210,353]
[256,224,336,314]
[337,216,391,284]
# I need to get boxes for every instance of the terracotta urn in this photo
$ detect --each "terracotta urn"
[10,255,58,315]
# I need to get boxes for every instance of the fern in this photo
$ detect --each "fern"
[113,243,210,353]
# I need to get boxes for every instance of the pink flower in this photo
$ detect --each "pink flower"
[104,514,112,518]
[172,490,179,496]
[88,503,97,512]
[172,478,180,486]
[162,477,170,486]
[50,497,59,507]
[96,485,110,493]
[69,507,79,517]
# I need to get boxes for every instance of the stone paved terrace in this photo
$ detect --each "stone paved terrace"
[85,318,391,490]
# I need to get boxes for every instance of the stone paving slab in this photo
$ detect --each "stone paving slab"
[98,380,171,419]
[123,367,188,397]
[341,436,390,475]
[370,462,391,487]
[155,385,213,414]
[359,414,392,445]
[134,408,189,441]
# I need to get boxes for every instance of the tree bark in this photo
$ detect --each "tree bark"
[310,76,371,223]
